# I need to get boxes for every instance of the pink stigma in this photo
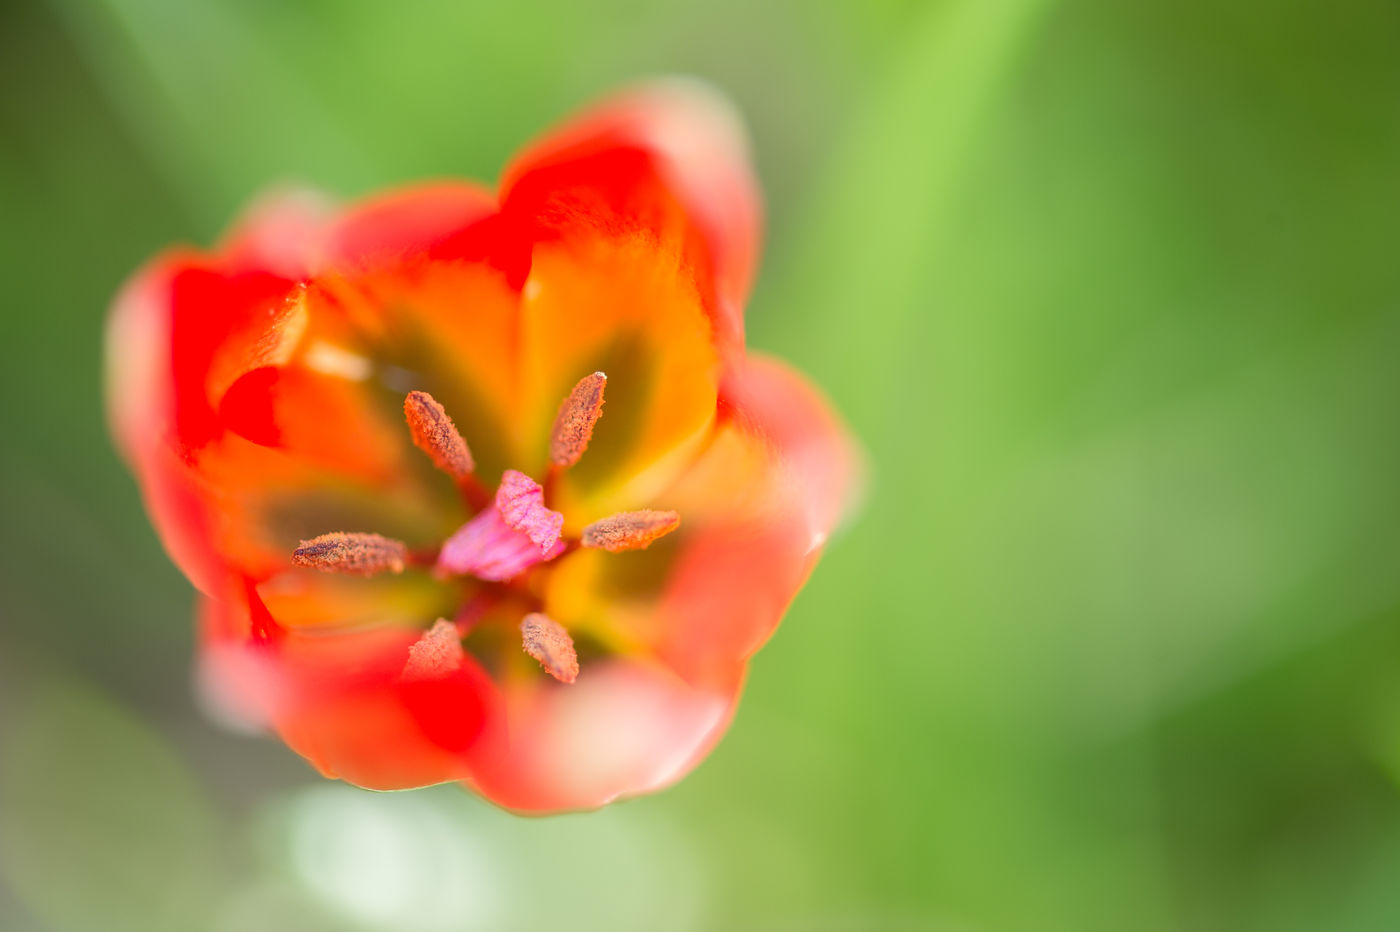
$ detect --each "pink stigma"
[436,472,566,581]
[496,470,564,553]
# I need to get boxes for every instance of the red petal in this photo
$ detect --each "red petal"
[500,78,761,357]
[662,354,860,682]
[198,590,494,790]
[327,180,499,271]
[464,658,734,812]
[718,353,864,542]
[106,252,301,591]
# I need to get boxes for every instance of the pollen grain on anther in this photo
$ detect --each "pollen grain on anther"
[582,510,681,552]
[520,613,579,684]
[549,372,606,468]
[292,532,408,576]
[405,390,475,480]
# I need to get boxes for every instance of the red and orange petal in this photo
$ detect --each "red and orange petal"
[501,78,760,356]
[110,81,853,812]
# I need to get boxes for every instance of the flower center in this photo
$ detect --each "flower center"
[289,374,681,683]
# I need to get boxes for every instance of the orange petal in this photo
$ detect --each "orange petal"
[513,233,721,518]
[328,255,524,475]
[304,181,524,472]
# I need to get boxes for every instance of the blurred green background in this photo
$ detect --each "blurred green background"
[3,0,1400,928]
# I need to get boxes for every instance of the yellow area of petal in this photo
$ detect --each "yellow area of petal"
[544,548,659,657]
[257,571,458,632]
[656,420,774,517]
[516,233,720,524]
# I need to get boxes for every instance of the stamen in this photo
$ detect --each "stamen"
[549,372,606,467]
[582,510,681,552]
[292,532,407,575]
[520,613,579,684]
[402,618,464,681]
[404,390,475,480]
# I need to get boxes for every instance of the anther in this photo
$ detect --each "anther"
[581,510,681,552]
[402,618,464,681]
[520,613,579,684]
[292,532,407,576]
[404,390,475,480]
[549,372,606,468]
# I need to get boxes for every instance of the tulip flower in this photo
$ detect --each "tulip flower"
[107,80,859,812]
